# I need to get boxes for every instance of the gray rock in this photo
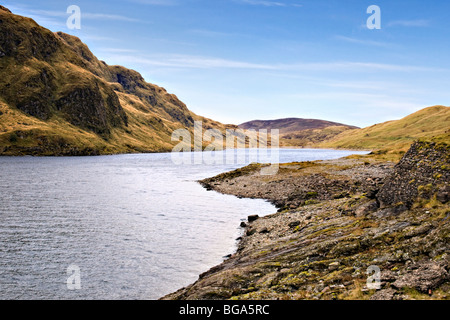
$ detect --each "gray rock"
[355,200,379,217]
[392,261,449,292]
[436,185,449,203]
[370,288,397,300]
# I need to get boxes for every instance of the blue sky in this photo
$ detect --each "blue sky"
[3,0,450,127]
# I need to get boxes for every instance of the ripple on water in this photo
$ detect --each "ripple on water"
[0,148,368,299]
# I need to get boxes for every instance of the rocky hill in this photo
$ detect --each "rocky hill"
[0,5,233,155]
[163,140,449,300]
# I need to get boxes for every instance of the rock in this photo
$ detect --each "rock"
[259,228,269,234]
[321,286,330,293]
[436,185,449,203]
[288,221,301,228]
[365,188,379,199]
[372,205,407,218]
[404,223,433,239]
[392,261,449,292]
[370,288,397,300]
[328,262,340,271]
[377,141,450,208]
[248,215,259,222]
[355,200,379,217]
[240,222,247,228]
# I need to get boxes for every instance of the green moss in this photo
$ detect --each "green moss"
[306,191,319,199]
[401,287,432,300]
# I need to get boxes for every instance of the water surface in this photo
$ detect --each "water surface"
[0,148,368,299]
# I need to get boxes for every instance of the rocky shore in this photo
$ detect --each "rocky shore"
[162,141,449,300]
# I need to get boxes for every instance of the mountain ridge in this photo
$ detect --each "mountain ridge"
[0,6,234,155]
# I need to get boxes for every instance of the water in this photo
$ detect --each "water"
[0,148,368,300]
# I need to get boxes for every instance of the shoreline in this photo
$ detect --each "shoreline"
[0,146,373,158]
[161,141,449,300]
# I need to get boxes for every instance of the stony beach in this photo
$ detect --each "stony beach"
[163,141,450,300]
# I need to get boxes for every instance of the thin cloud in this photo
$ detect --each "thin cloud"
[128,0,179,5]
[335,35,392,48]
[98,48,139,53]
[387,19,430,27]
[82,12,142,23]
[235,0,302,7]
[120,54,276,69]
[81,35,118,42]
[188,29,252,39]
[5,5,143,23]
[101,53,443,73]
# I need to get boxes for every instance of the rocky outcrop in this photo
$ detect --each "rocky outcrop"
[0,8,128,134]
[163,141,449,300]
[378,141,450,208]
[200,159,393,211]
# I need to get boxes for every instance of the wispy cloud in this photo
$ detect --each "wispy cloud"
[82,12,142,23]
[114,54,276,69]
[102,53,444,73]
[129,0,178,4]
[334,35,392,48]
[287,91,425,114]
[234,0,302,7]
[387,19,430,27]
[5,5,143,23]
[188,28,253,39]
[81,35,118,42]
[98,48,139,53]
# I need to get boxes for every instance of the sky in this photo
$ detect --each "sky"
[3,0,450,127]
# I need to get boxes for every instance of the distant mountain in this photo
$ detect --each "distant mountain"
[0,5,234,155]
[317,105,450,153]
[239,118,359,147]
[239,118,358,134]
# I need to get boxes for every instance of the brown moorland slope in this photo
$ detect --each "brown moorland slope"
[0,5,234,155]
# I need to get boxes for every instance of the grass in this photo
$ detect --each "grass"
[317,106,450,153]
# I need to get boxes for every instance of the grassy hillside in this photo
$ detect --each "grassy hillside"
[317,106,450,155]
[0,5,234,156]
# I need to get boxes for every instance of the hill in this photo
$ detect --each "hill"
[239,118,358,148]
[239,118,358,134]
[0,5,233,155]
[317,106,450,154]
